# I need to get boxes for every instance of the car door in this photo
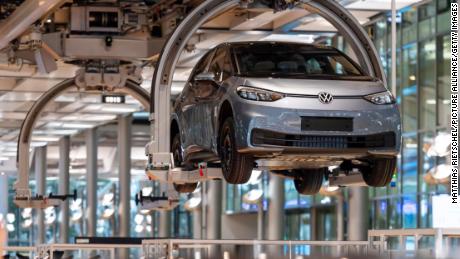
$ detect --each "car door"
[177,49,215,149]
[193,46,233,151]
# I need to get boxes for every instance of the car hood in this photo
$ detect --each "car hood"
[240,77,387,96]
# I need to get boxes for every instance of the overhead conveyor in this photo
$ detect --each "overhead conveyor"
[144,0,387,194]
[14,77,151,208]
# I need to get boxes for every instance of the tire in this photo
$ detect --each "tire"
[219,117,254,184]
[361,157,396,187]
[171,132,198,193]
[293,168,327,195]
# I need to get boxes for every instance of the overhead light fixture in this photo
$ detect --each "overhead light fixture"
[102,208,115,219]
[319,182,341,196]
[31,136,60,142]
[22,219,33,228]
[145,225,152,232]
[320,196,331,204]
[243,189,264,205]
[245,170,262,185]
[6,224,14,232]
[6,213,15,223]
[140,209,150,215]
[71,208,83,222]
[102,94,126,104]
[184,197,202,211]
[146,215,152,224]
[22,208,32,219]
[429,164,452,181]
[135,224,144,233]
[134,214,144,225]
[427,132,451,157]
[142,187,153,196]
[102,193,114,206]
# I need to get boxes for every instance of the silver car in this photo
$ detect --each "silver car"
[171,41,401,194]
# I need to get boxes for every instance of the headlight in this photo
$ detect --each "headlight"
[364,91,396,105]
[237,86,285,102]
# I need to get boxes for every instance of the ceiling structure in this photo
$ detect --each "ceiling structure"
[0,0,425,176]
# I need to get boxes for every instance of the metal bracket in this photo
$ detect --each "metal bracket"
[14,196,62,209]
[145,152,223,184]
[135,183,181,211]
[328,171,367,187]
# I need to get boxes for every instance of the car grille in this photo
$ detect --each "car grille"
[251,129,396,149]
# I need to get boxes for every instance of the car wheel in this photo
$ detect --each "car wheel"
[219,117,254,184]
[361,157,396,187]
[171,132,198,193]
[293,168,326,195]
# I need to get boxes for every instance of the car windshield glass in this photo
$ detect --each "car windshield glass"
[233,43,369,80]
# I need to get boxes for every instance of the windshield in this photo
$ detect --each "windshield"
[232,43,369,80]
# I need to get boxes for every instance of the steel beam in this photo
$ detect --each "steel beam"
[0,0,66,50]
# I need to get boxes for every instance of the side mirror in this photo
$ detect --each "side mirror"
[194,72,216,82]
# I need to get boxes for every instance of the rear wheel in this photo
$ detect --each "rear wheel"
[219,117,254,184]
[293,168,327,195]
[361,157,396,187]
[171,133,198,193]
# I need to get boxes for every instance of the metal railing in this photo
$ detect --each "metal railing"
[2,246,35,257]
[368,228,460,258]
[142,239,380,259]
[35,243,143,259]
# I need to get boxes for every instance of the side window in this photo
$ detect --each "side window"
[190,50,214,81]
[209,47,232,82]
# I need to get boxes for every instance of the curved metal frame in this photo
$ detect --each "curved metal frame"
[149,0,386,154]
[14,79,150,199]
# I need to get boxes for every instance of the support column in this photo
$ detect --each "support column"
[347,187,369,241]
[267,174,284,240]
[391,0,397,97]
[206,181,222,239]
[58,136,70,243]
[118,115,132,237]
[336,194,344,241]
[118,115,131,258]
[35,146,47,244]
[158,184,170,237]
[158,211,170,237]
[192,209,202,239]
[86,128,97,237]
[267,174,284,256]
[0,173,8,248]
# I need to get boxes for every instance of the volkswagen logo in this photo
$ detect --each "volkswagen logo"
[318,92,333,104]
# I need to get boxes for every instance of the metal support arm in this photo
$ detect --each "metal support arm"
[149,0,386,156]
[14,79,150,208]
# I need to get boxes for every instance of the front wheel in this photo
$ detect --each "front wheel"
[171,132,198,193]
[219,117,254,184]
[293,168,327,195]
[361,157,396,187]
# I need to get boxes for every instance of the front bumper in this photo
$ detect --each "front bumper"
[231,95,401,157]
